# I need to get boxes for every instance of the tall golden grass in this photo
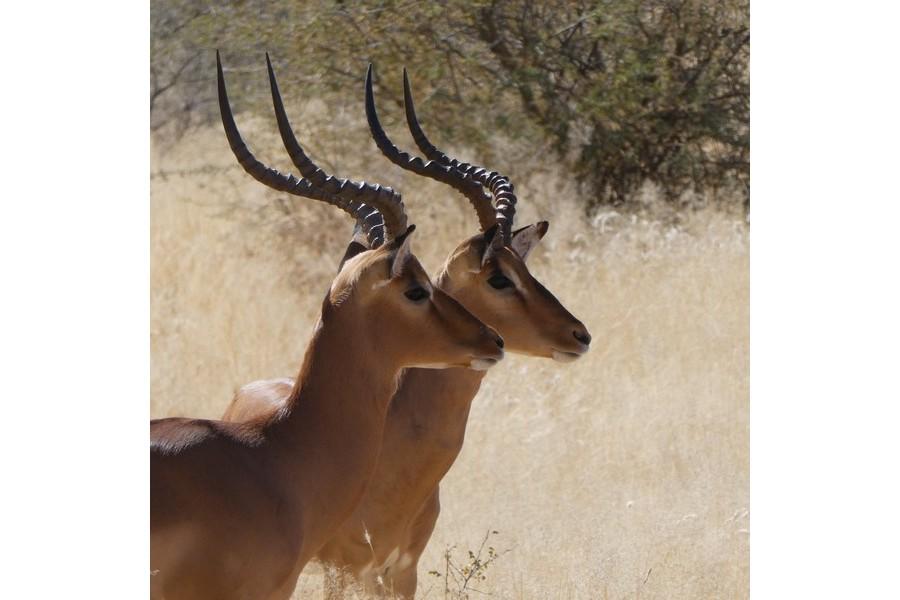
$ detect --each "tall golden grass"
[151,114,748,598]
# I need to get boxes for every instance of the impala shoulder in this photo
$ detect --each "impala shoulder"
[150,418,215,455]
[150,418,263,455]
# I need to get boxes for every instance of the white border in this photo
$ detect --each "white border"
[753,2,900,597]
[0,2,149,596]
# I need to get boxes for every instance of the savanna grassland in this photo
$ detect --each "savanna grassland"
[151,111,748,598]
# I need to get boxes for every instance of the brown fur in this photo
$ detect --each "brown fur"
[223,226,589,598]
[150,241,504,600]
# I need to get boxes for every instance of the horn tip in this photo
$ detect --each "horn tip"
[403,68,412,93]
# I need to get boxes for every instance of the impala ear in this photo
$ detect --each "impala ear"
[389,225,416,278]
[510,221,549,262]
[337,224,371,272]
[480,223,503,267]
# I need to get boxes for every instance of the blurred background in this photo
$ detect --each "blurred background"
[151,1,748,598]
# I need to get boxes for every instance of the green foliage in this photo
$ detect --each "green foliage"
[151,0,748,210]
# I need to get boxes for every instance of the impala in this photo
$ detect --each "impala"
[149,53,505,600]
[223,64,591,599]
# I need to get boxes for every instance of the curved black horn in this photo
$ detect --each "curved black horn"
[217,51,405,246]
[402,69,518,242]
[267,54,406,245]
[365,64,496,232]
[263,54,407,243]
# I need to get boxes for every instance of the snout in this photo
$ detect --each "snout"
[470,326,505,371]
[573,324,591,347]
[551,322,592,363]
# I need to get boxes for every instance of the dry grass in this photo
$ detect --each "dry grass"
[151,116,748,599]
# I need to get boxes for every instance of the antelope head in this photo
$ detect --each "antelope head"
[217,52,504,371]
[365,66,591,363]
[329,227,505,371]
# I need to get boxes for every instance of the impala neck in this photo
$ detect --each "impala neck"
[392,365,486,449]
[286,313,401,424]
[347,360,486,550]
[267,304,403,555]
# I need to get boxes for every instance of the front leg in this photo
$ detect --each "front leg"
[386,562,418,599]
[384,490,442,599]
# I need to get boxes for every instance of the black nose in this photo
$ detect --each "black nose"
[495,335,505,349]
[573,328,591,346]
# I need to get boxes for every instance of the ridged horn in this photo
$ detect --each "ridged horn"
[365,65,496,232]
[402,69,518,242]
[217,50,406,246]
[266,54,403,245]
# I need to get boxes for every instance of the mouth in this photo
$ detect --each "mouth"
[551,346,588,363]
[469,354,503,371]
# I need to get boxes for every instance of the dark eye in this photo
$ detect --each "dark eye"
[487,273,514,290]
[404,286,429,303]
